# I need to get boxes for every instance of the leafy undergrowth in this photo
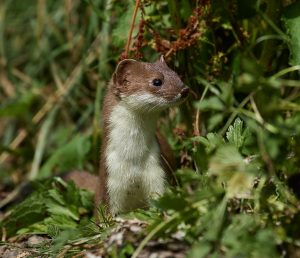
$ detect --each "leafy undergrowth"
[1,0,300,257]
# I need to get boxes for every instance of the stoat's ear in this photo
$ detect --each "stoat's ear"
[156,55,168,66]
[113,59,137,86]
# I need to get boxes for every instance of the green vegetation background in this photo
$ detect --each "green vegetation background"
[1,0,300,257]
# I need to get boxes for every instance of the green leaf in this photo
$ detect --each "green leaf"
[205,197,227,241]
[0,92,36,117]
[222,215,279,258]
[50,228,82,252]
[153,191,188,211]
[283,1,300,66]
[1,178,93,237]
[194,133,224,153]
[194,96,225,111]
[226,171,254,199]
[226,117,250,150]
[208,145,244,178]
[112,1,140,46]
[188,242,211,258]
[119,243,135,258]
[208,145,255,198]
[207,113,224,131]
[45,202,79,221]
[1,192,47,236]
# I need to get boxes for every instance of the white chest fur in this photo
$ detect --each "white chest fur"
[106,103,165,214]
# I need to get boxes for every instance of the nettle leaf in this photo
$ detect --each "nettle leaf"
[1,178,93,237]
[45,178,93,221]
[283,1,300,66]
[226,117,250,150]
[48,188,65,206]
[226,172,254,199]
[208,145,255,199]
[208,145,244,178]
[45,202,79,221]
[1,192,47,236]
[194,133,224,153]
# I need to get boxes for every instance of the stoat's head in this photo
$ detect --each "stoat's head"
[112,56,189,112]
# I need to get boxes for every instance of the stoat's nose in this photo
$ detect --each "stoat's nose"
[180,87,189,98]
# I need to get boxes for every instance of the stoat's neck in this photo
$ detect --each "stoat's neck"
[108,102,159,149]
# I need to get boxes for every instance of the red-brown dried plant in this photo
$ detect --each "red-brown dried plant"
[120,0,211,61]
[154,0,211,57]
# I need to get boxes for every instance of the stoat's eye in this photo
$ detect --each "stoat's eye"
[152,78,163,87]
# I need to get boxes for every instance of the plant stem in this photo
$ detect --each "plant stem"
[259,0,283,72]
[124,0,140,58]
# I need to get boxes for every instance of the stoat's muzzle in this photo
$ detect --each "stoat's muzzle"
[180,87,189,98]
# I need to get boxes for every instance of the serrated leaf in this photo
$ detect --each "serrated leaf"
[48,189,66,206]
[227,172,254,199]
[222,215,279,258]
[45,202,79,221]
[226,117,250,150]
[1,192,47,236]
[1,178,93,237]
[208,145,255,199]
[194,133,224,153]
[208,145,244,178]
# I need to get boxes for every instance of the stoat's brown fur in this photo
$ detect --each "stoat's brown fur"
[94,57,189,215]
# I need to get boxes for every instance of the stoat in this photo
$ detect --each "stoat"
[95,56,189,215]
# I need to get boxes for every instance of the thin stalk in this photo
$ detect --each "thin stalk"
[132,200,208,258]
[271,65,300,79]
[124,0,140,58]
[131,213,179,258]
[258,0,284,71]
[98,0,113,79]
[194,84,209,136]
[28,107,58,180]
[0,0,8,63]
[219,93,252,136]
